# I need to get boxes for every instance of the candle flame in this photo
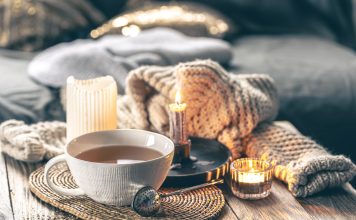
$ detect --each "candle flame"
[239,172,264,183]
[169,89,186,112]
[175,90,182,104]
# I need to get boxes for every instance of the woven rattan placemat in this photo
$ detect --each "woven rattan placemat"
[29,164,225,219]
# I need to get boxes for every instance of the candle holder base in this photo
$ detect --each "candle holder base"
[170,155,198,170]
[164,137,231,187]
[172,140,197,164]
[232,189,271,200]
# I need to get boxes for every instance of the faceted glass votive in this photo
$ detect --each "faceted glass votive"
[230,158,274,200]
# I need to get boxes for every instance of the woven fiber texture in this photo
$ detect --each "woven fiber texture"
[0,120,65,162]
[116,59,355,197]
[29,164,225,220]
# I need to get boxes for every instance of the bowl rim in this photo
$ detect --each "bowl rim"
[65,129,174,167]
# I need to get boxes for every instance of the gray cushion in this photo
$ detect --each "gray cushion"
[28,28,232,92]
[231,35,356,126]
[230,35,356,160]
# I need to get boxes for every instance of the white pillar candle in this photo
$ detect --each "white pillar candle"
[66,76,117,142]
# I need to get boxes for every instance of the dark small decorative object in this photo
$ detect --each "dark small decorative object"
[90,2,235,39]
[132,186,161,217]
[132,179,224,217]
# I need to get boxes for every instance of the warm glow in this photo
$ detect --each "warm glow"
[122,25,141,37]
[169,89,186,112]
[238,159,265,183]
[239,172,264,183]
[175,89,182,104]
[112,17,128,27]
[90,4,230,39]
[230,158,273,199]
[249,160,253,169]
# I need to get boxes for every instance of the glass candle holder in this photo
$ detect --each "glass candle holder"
[230,158,274,200]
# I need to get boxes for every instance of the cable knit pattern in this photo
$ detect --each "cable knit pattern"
[0,120,66,162]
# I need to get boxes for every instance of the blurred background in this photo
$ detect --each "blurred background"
[0,0,355,168]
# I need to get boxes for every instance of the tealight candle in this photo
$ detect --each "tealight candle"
[230,158,274,199]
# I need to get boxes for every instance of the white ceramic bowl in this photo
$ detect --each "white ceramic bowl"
[44,129,174,206]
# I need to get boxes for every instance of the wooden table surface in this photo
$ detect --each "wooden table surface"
[0,152,355,220]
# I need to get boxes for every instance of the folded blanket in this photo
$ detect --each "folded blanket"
[28,28,232,92]
[0,120,65,162]
[245,124,356,197]
[116,59,355,197]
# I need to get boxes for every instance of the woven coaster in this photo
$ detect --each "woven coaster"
[29,164,225,220]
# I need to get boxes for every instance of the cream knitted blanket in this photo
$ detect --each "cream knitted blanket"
[0,120,65,162]
[115,60,355,197]
[0,60,355,197]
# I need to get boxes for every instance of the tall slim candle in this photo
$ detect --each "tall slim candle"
[169,90,188,145]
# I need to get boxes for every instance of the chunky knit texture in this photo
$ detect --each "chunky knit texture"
[0,120,65,162]
[245,123,356,197]
[116,59,355,197]
[117,60,278,147]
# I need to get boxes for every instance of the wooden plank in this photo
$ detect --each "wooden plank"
[219,200,239,220]
[5,156,74,219]
[298,183,356,220]
[224,181,312,220]
[0,153,13,220]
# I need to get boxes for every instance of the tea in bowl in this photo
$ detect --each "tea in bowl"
[44,129,174,206]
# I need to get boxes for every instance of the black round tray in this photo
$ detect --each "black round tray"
[163,137,231,187]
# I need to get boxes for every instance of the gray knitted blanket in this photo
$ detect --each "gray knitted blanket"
[28,28,232,92]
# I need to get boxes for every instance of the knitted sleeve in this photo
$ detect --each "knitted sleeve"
[0,120,66,162]
[176,60,278,143]
[117,59,280,158]
[244,123,356,197]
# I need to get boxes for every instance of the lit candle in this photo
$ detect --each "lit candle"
[168,89,192,163]
[168,90,188,145]
[230,158,274,200]
[238,160,265,183]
